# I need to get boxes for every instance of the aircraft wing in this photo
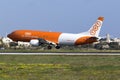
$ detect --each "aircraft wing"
[30,38,60,49]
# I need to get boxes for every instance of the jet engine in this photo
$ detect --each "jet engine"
[30,38,47,46]
[30,39,39,46]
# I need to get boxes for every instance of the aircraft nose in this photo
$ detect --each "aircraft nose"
[7,33,12,38]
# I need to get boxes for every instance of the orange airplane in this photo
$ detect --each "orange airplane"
[7,16,104,49]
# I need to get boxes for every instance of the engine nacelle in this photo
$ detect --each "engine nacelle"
[30,39,39,46]
[30,38,47,46]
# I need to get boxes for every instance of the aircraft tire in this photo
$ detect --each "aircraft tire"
[55,46,60,49]
[47,45,52,49]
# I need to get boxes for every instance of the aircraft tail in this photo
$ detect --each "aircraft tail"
[88,16,104,37]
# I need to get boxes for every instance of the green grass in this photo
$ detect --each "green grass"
[0,55,120,80]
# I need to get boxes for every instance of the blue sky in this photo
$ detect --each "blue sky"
[0,0,120,37]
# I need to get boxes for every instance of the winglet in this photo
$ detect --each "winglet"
[98,17,104,21]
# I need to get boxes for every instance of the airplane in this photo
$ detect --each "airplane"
[7,16,104,49]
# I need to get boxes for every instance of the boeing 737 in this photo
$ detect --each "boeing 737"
[7,17,104,49]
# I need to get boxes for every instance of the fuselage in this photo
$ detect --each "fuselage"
[7,17,104,46]
[7,30,97,45]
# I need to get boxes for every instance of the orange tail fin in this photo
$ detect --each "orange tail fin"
[88,16,104,37]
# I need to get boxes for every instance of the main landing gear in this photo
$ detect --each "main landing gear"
[47,45,61,49]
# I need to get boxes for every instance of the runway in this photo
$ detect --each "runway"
[0,53,120,55]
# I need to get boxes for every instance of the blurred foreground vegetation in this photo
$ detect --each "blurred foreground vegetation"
[0,55,120,80]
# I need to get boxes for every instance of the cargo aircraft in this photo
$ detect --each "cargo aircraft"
[7,17,104,49]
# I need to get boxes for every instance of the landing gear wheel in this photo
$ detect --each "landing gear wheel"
[47,45,52,49]
[55,46,60,49]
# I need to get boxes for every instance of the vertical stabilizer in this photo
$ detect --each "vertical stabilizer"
[88,17,104,37]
